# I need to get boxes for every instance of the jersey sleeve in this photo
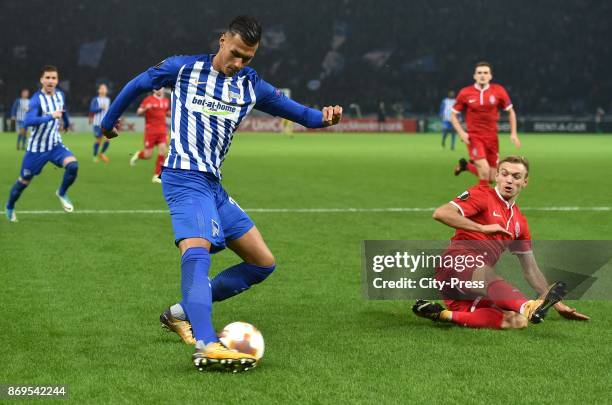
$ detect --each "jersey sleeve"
[10,99,18,117]
[253,76,324,129]
[146,55,193,89]
[452,90,466,113]
[449,186,489,217]
[89,98,101,113]
[102,55,195,131]
[497,86,513,111]
[23,96,53,127]
[509,217,532,254]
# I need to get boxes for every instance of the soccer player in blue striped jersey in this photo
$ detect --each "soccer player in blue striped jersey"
[5,65,79,222]
[89,84,111,163]
[101,16,342,372]
[440,90,457,150]
[10,89,30,150]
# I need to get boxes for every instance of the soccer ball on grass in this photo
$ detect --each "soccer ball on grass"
[219,321,265,360]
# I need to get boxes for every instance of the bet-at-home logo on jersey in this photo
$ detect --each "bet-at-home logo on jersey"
[190,95,237,116]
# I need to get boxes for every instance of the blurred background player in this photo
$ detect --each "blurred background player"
[452,61,521,185]
[130,88,170,183]
[377,101,386,131]
[440,90,456,150]
[413,156,589,329]
[5,65,78,222]
[89,84,111,163]
[101,15,342,371]
[10,89,30,150]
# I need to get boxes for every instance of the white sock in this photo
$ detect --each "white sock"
[519,301,529,316]
[170,303,186,320]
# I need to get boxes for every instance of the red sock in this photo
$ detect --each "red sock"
[450,308,504,329]
[486,279,527,313]
[137,150,146,159]
[154,154,165,175]
[467,162,478,175]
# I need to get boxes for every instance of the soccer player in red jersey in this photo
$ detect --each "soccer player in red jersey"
[451,61,521,185]
[413,156,589,329]
[130,88,170,183]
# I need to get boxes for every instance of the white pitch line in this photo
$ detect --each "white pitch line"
[2,206,611,215]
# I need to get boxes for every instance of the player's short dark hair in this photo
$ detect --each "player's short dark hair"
[498,155,529,176]
[40,65,58,77]
[228,16,262,46]
[474,61,492,73]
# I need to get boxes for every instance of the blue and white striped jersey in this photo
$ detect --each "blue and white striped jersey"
[11,98,30,121]
[24,90,69,153]
[440,97,456,122]
[103,54,324,179]
[89,96,110,126]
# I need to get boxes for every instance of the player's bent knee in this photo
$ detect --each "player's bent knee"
[251,252,275,268]
[65,161,78,174]
[178,238,212,255]
[18,177,31,185]
[63,156,77,166]
[248,263,276,284]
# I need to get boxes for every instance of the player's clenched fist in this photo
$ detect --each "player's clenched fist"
[322,105,342,127]
[102,119,122,139]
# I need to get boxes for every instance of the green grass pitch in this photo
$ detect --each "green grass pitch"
[1,131,611,403]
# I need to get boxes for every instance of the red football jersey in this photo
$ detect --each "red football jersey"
[452,83,512,138]
[139,95,170,132]
[447,185,531,265]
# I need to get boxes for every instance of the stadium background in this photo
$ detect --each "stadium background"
[1,1,611,403]
[2,0,611,122]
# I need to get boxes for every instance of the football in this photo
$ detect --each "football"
[219,322,265,360]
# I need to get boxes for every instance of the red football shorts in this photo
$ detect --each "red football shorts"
[467,135,499,168]
[444,297,497,313]
[144,130,168,148]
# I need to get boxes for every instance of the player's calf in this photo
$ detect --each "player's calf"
[500,311,528,329]
[5,179,30,220]
[211,262,276,302]
[413,299,516,329]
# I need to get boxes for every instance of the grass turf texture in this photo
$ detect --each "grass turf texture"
[1,132,611,403]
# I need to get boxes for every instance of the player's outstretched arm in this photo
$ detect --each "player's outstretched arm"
[254,78,342,128]
[101,55,192,139]
[433,203,512,236]
[516,252,589,320]
[101,72,155,139]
